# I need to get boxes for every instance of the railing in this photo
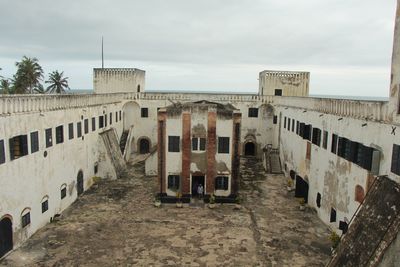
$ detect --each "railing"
[0,92,390,122]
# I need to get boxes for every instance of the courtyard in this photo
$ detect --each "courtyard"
[1,158,331,266]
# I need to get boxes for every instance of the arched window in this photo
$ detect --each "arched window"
[41,195,49,213]
[21,208,31,228]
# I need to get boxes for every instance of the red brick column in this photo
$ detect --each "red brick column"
[157,110,167,194]
[231,112,242,194]
[206,109,217,194]
[181,112,191,195]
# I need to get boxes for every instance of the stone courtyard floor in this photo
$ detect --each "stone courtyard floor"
[1,158,331,266]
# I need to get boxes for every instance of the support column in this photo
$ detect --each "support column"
[181,112,191,195]
[389,0,400,122]
[231,111,242,195]
[206,107,217,194]
[157,109,167,195]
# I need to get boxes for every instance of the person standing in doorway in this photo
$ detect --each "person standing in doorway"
[197,184,204,199]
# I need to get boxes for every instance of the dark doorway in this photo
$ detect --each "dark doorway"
[244,142,256,156]
[77,170,84,196]
[139,139,150,154]
[295,175,309,203]
[0,217,13,258]
[191,175,205,197]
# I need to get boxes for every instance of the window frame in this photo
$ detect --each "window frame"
[218,137,230,154]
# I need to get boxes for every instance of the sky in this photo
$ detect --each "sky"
[0,0,397,96]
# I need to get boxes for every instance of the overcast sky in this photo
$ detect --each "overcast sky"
[0,0,397,96]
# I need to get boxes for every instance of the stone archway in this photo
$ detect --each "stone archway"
[0,216,13,258]
[77,170,84,196]
[138,137,151,154]
[295,175,309,203]
[244,142,256,156]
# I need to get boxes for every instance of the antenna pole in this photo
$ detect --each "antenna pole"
[101,36,104,69]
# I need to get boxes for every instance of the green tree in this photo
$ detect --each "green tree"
[0,78,13,94]
[13,56,44,94]
[45,70,70,93]
[34,84,46,94]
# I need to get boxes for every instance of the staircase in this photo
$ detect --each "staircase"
[119,130,129,155]
[265,148,283,174]
[100,129,127,178]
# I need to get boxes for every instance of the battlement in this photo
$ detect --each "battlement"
[259,70,310,97]
[93,68,145,94]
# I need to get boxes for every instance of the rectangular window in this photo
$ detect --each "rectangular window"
[41,200,48,213]
[109,113,112,125]
[284,117,287,129]
[168,136,180,152]
[218,137,230,154]
[391,144,400,175]
[199,138,206,151]
[312,128,321,146]
[274,89,282,96]
[296,121,300,135]
[115,111,118,122]
[337,137,348,158]
[99,116,104,128]
[288,118,291,131]
[248,108,258,118]
[55,125,64,144]
[141,108,148,118]
[92,117,96,132]
[0,140,5,164]
[45,128,53,148]
[215,176,229,190]
[119,111,122,121]
[21,212,31,228]
[291,120,295,132]
[68,123,74,140]
[77,122,82,138]
[273,115,277,124]
[299,122,305,137]
[61,187,67,199]
[9,135,28,160]
[330,208,337,223]
[322,131,328,149]
[303,124,312,141]
[84,119,89,134]
[192,138,198,151]
[104,114,107,127]
[331,134,338,154]
[30,131,39,153]
[192,137,206,151]
[167,175,180,190]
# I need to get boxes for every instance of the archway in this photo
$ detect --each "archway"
[295,175,309,203]
[138,138,150,154]
[0,216,13,258]
[77,170,84,196]
[122,101,140,131]
[244,142,256,156]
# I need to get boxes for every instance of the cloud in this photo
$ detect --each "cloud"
[0,0,397,96]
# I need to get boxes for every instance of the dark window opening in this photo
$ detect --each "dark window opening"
[9,135,28,160]
[291,120,295,132]
[168,175,180,190]
[299,122,305,137]
[215,176,229,190]
[274,89,282,96]
[322,131,328,149]
[68,123,74,139]
[199,138,206,151]
[55,125,64,144]
[77,171,84,196]
[296,121,300,135]
[273,115,278,124]
[168,136,180,152]
[84,119,89,134]
[139,139,150,154]
[0,140,5,164]
[92,117,96,131]
[331,134,338,154]
[248,108,258,118]
[21,212,31,228]
[244,142,256,156]
[192,137,206,151]
[115,111,118,122]
[41,200,48,213]
[218,137,230,154]
[119,111,122,121]
[339,221,348,234]
[295,176,309,203]
[61,187,67,199]
[99,116,104,128]
[109,113,112,125]
[330,208,337,223]
[0,217,13,257]
[30,131,39,153]
[141,108,149,118]
[312,128,321,146]
[284,117,287,129]
[94,162,98,174]
[391,144,400,175]
[303,124,312,140]
[77,122,82,138]
[45,128,53,148]
[288,118,291,131]
[104,114,107,127]
[316,193,321,208]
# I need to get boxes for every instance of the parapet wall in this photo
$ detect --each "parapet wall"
[93,68,145,94]
[0,92,389,123]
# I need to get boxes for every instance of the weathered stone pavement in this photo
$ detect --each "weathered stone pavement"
[1,158,331,266]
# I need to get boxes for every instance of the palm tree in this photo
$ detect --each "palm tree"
[45,71,70,94]
[13,56,44,94]
[0,79,12,94]
[34,84,46,94]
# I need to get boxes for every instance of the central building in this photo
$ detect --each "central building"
[157,101,242,202]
